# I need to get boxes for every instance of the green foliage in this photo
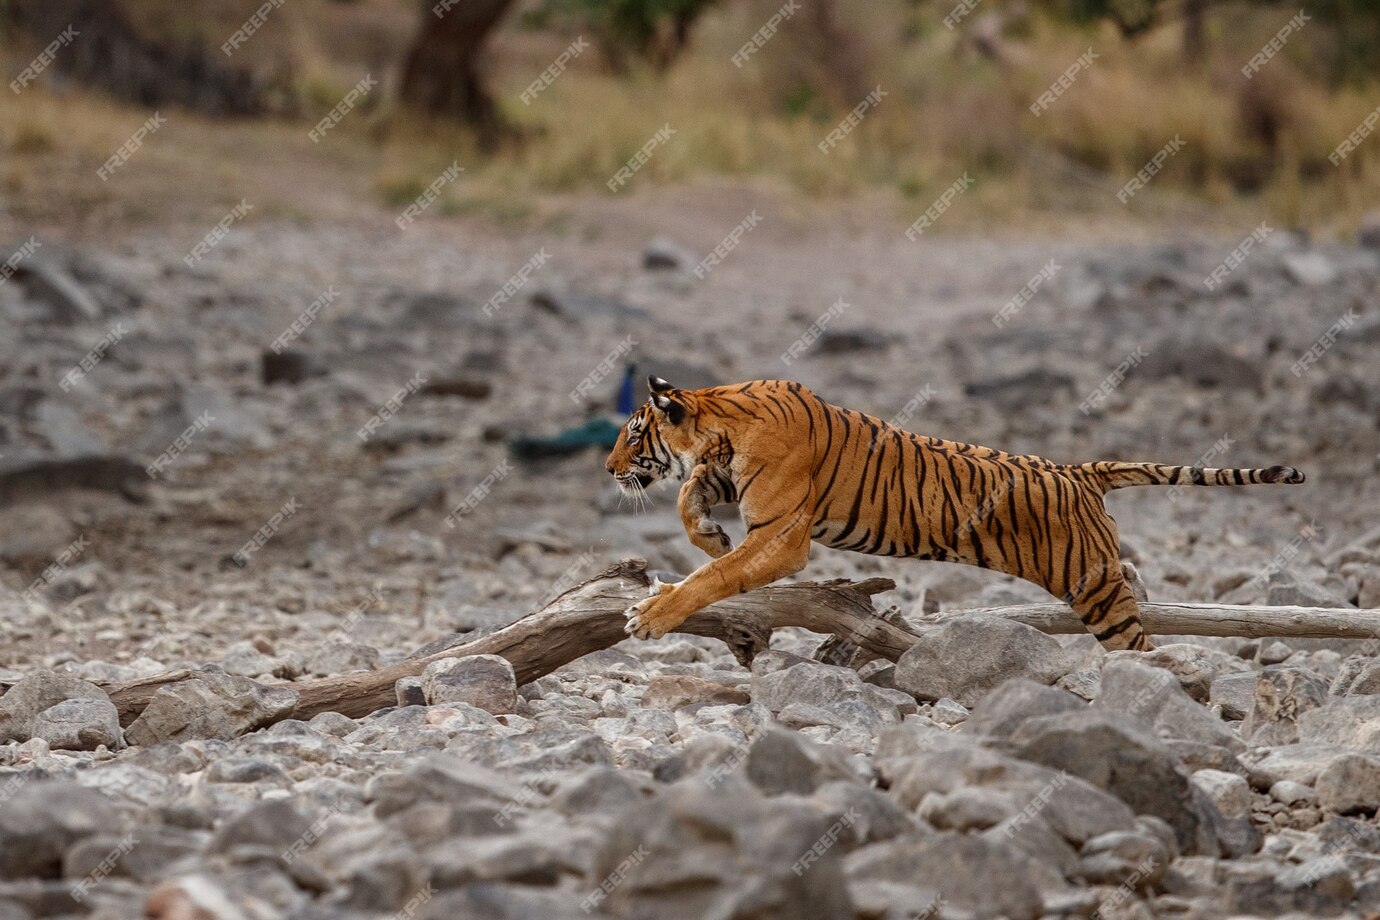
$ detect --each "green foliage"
[1058,0,1162,36]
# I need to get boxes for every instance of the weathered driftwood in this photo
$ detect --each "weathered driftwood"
[956,601,1380,641]
[102,558,1380,728]
[103,560,915,725]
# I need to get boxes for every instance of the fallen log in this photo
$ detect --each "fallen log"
[104,559,914,725]
[102,558,1380,728]
[952,601,1380,641]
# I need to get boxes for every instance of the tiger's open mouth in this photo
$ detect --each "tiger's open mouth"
[616,472,655,491]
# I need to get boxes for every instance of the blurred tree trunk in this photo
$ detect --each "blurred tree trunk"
[1181,0,1207,66]
[399,0,515,131]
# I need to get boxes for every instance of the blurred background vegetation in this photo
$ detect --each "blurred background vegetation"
[0,0,1376,235]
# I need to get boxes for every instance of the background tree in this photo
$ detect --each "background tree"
[399,0,516,132]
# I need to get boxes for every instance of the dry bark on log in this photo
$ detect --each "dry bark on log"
[102,558,1380,729]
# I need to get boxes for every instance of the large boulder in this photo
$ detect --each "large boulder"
[1010,710,1222,855]
[877,731,1138,848]
[893,618,1068,707]
[1094,659,1242,751]
[124,670,298,745]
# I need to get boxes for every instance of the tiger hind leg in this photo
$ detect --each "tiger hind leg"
[1063,566,1154,651]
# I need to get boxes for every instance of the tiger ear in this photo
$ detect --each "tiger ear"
[651,391,687,425]
[648,375,675,395]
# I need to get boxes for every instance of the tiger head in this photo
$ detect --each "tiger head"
[605,376,697,494]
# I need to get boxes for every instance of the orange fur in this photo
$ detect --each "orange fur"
[605,378,1304,651]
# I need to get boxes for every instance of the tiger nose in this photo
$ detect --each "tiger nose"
[605,463,616,475]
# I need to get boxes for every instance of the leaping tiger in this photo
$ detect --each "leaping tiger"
[604,376,1305,651]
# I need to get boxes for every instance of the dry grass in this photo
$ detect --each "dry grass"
[0,0,1375,237]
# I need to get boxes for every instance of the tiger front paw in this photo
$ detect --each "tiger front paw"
[624,587,681,640]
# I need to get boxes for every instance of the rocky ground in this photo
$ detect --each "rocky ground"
[0,191,1378,919]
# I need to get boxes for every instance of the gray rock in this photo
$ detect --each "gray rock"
[295,820,426,913]
[395,676,427,708]
[1299,695,1380,753]
[1107,643,1227,702]
[1139,339,1263,391]
[367,753,521,820]
[63,828,202,883]
[1241,742,1349,789]
[1010,710,1220,855]
[744,728,858,796]
[0,782,123,879]
[1241,665,1329,745]
[964,678,1085,739]
[0,671,110,743]
[208,797,315,857]
[261,348,327,385]
[30,699,122,751]
[124,670,298,745]
[809,781,918,848]
[219,641,291,679]
[450,726,615,775]
[0,455,145,504]
[12,259,102,324]
[642,237,696,271]
[918,786,1018,832]
[421,655,517,714]
[846,833,1047,919]
[1269,780,1315,806]
[204,756,290,785]
[880,734,1137,847]
[1095,659,1241,751]
[306,711,359,738]
[1210,671,1257,721]
[1191,769,1251,820]
[1056,668,1101,701]
[416,885,588,920]
[303,642,379,677]
[0,504,77,569]
[549,767,651,818]
[1281,251,1338,286]
[1331,657,1380,696]
[1316,752,1380,816]
[965,368,1076,410]
[587,777,853,919]
[1078,829,1169,887]
[529,287,649,322]
[641,674,749,710]
[929,698,969,725]
[426,824,587,889]
[817,327,890,355]
[1266,570,1350,608]
[1222,858,1355,915]
[894,617,1068,707]
[750,656,870,713]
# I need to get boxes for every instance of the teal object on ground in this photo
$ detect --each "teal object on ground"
[509,417,624,460]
